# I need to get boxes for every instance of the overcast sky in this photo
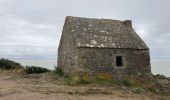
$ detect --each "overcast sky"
[0,0,170,59]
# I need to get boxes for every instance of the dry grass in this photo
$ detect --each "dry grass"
[0,68,26,77]
[0,72,168,100]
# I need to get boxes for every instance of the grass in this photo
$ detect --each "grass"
[0,58,23,70]
[0,58,50,74]
[25,65,50,74]
[64,75,91,86]
[154,74,167,79]
[0,60,166,95]
[147,87,158,94]
[78,73,91,84]
[94,73,116,85]
[64,75,79,86]
[122,79,144,88]
[54,68,91,85]
[54,67,64,76]
[62,72,117,86]
[122,80,132,87]
[61,72,144,87]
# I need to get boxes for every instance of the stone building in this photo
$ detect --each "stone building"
[58,16,152,78]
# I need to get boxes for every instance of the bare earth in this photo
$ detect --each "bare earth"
[0,72,168,100]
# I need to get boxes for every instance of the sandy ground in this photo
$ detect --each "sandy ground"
[0,73,168,100]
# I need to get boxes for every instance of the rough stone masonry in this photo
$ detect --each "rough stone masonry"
[57,16,152,79]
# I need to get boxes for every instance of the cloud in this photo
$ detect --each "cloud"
[0,0,170,59]
[0,14,60,58]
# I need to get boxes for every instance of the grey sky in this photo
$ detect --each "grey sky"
[0,0,170,59]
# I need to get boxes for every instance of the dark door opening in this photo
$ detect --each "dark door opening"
[116,56,123,66]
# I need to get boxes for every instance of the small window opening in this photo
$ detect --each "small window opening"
[116,56,123,66]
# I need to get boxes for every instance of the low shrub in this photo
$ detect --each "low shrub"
[78,73,91,84]
[148,87,158,94]
[122,78,143,88]
[64,76,79,86]
[64,73,91,86]
[54,67,64,76]
[0,58,23,69]
[25,66,50,74]
[122,79,132,87]
[94,73,115,84]
[154,74,167,79]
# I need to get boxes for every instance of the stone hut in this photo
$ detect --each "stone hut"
[58,16,151,78]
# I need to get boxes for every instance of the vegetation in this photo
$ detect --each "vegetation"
[60,72,143,87]
[94,73,115,84]
[0,58,50,74]
[147,87,158,94]
[53,68,91,85]
[25,65,50,74]
[0,58,23,69]
[154,74,167,79]
[77,73,91,84]
[64,75,91,86]
[54,67,64,76]
[64,75,79,86]
[1,58,168,96]
[122,79,145,88]
[63,72,115,86]
[122,79,132,87]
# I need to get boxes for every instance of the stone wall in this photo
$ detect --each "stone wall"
[77,47,151,78]
[57,20,78,73]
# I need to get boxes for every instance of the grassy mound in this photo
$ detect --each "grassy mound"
[25,66,50,74]
[0,58,50,75]
[54,67,64,76]
[0,58,25,75]
[0,58,23,69]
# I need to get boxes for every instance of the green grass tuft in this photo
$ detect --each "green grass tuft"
[25,66,50,74]
[122,79,143,88]
[54,67,64,76]
[122,80,132,87]
[0,58,23,70]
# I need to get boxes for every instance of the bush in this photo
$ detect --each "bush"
[148,87,158,94]
[64,76,79,86]
[154,74,167,79]
[94,73,115,84]
[122,80,132,87]
[25,66,50,74]
[122,78,143,88]
[64,75,90,86]
[63,73,91,86]
[0,58,23,69]
[78,73,91,84]
[54,67,64,76]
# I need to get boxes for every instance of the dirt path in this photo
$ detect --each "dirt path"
[0,74,166,100]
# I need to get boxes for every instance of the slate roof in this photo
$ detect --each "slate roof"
[65,16,149,50]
